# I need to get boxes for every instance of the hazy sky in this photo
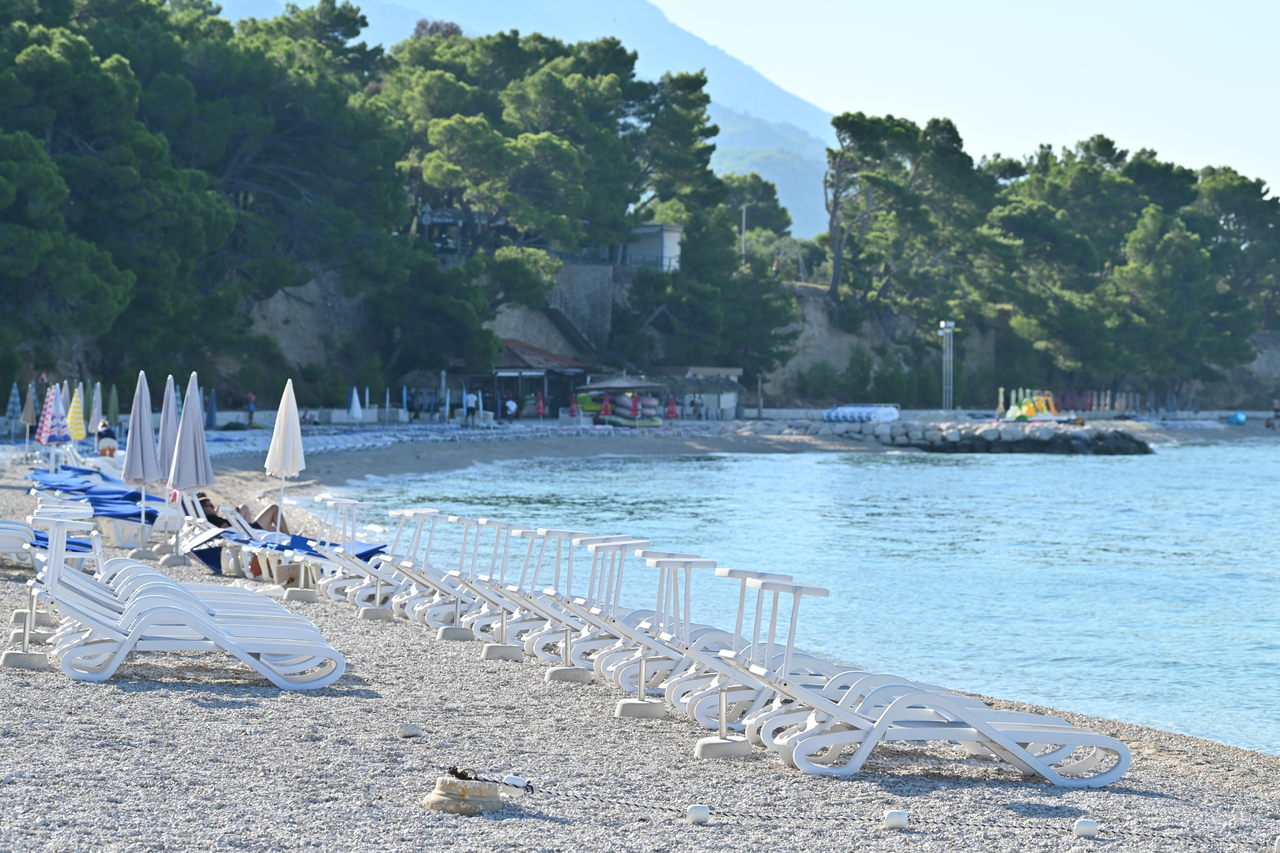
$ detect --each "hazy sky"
[649,0,1276,186]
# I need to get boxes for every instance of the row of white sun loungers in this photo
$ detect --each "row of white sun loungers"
[14,500,345,690]
[257,503,1131,788]
[10,493,1131,787]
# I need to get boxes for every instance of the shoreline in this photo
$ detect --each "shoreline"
[205,419,1276,505]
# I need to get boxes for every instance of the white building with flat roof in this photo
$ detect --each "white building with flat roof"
[629,224,682,271]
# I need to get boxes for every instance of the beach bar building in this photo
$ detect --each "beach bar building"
[451,339,586,418]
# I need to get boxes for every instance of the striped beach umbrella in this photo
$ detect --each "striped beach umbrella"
[36,385,69,445]
[5,382,19,441]
[67,382,86,441]
[5,382,20,421]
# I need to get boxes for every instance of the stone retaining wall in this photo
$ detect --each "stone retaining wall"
[732,419,1153,455]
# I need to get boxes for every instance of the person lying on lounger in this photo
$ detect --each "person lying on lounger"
[197,493,290,534]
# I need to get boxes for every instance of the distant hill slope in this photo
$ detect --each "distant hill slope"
[709,103,828,237]
[219,0,834,236]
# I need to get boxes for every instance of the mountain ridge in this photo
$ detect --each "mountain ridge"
[218,0,834,235]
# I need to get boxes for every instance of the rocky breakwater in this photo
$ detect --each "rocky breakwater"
[733,419,1153,455]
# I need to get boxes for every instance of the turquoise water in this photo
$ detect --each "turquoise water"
[346,441,1280,755]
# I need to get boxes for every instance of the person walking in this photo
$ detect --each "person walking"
[505,395,518,423]
[246,390,256,426]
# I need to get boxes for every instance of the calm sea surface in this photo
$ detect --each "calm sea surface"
[344,440,1280,755]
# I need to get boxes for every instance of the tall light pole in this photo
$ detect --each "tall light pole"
[740,202,755,265]
[757,373,763,418]
[938,320,956,410]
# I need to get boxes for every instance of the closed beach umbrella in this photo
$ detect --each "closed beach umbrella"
[569,394,578,418]
[402,385,408,412]
[157,375,180,479]
[5,382,20,419]
[67,383,86,441]
[535,392,545,417]
[600,394,611,417]
[89,382,103,438]
[205,388,217,431]
[123,372,162,485]
[107,383,119,426]
[364,387,370,412]
[5,382,19,441]
[629,394,639,418]
[666,396,678,420]
[37,386,69,470]
[122,372,162,536]
[53,386,71,444]
[35,386,58,445]
[21,383,36,445]
[264,379,305,532]
[347,385,363,421]
[167,372,215,493]
[60,381,69,411]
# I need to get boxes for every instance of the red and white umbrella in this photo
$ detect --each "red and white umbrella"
[535,392,545,417]
[666,396,678,420]
[569,394,578,417]
[35,385,69,445]
[601,394,612,417]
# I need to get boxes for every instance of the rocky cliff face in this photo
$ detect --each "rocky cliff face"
[254,268,1280,411]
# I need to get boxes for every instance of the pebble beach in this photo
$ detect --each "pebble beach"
[3,435,1280,852]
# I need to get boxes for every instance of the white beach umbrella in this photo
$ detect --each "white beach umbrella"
[167,372,215,493]
[347,385,363,421]
[89,382,103,438]
[122,372,162,541]
[264,379,305,532]
[157,375,180,478]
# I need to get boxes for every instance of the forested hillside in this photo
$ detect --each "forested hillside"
[1,0,1276,409]
[0,0,796,405]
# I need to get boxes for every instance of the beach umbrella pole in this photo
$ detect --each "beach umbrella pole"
[278,474,285,533]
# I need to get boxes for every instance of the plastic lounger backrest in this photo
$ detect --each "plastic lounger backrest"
[746,577,829,678]
[581,538,650,616]
[715,569,791,655]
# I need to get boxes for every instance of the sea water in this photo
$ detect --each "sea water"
[345,439,1280,755]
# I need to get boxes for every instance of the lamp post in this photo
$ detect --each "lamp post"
[756,374,763,418]
[937,320,956,410]
[740,202,755,265]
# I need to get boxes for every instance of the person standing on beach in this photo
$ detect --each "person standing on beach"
[465,390,478,427]
[505,396,518,423]
[246,390,256,426]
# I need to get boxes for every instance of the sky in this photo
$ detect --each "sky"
[648,0,1277,186]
